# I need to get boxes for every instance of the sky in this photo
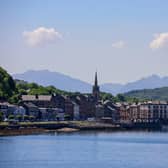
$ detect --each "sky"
[1,0,168,84]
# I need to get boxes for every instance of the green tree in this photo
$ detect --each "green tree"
[17,89,27,95]
[23,115,29,121]
[29,115,35,121]
[100,92,116,102]
[29,87,50,95]
[0,111,4,122]
[0,67,16,100]
[16,83,29,90]
[8,94,19,104]
[16,115,22,122]
[28,83,38,89]
[8,114,14,120]
[116,94,126,102]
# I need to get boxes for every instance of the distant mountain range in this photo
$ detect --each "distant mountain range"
[100,75,168,95]
[13,70,92,93]
[13,70,168,95]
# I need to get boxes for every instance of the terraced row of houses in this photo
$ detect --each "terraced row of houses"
[120,101,168,124]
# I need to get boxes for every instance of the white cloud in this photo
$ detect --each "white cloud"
[112,40,125,49]
[150,32,168,49]
[23,27,62,47]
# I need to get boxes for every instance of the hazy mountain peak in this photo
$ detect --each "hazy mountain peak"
[144,74,160,80]
[13,70,92,93]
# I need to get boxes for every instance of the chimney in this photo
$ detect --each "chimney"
[35,94,38,99]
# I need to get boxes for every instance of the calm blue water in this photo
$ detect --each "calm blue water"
[0,131,168,168]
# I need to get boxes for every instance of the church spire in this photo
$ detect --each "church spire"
[92,71,100,103]
[95,71,98,87]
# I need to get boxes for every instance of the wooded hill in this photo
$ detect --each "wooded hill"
[124,87,168,101]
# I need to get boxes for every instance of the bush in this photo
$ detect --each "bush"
[8,114,14,120]
[29,115,35,121]
[16,115,22,122]
[23,115,29,121]
[0,111,4,122]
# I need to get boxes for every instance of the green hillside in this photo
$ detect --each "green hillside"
[124,87,168,101]
[0,67,16,100]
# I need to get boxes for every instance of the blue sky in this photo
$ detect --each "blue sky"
[1,0,168,84]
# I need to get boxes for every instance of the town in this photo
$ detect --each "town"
[1,71,168,130]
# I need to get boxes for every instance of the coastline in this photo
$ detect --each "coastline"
[0,121,164,136]
[0,121,123,136]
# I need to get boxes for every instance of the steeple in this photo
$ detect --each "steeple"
[94,71,98,87]
[92,71,100,103]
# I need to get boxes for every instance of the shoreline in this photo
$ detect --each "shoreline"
[0,121,164,136]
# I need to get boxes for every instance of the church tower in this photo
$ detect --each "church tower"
[92,71,100,103]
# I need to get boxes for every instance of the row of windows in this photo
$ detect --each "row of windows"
[0,105,8,109]
[148,105,168,109]
[149,110,168,113]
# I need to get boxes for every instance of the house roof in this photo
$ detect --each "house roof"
[23,102,38,108]
[22,95,52,101]
[107,106,116,111]
[0,102,10,106]
[130,104,138,107]
[142,101,168,105]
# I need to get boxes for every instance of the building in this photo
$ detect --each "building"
[39,107,64,121]
[8,105,26,117]
[0,102,26,117]
[20,94,65,109]
[119,101,168,124]
[76,95,95,120]
[64,96,74,120]
[20,94,65,120]
[0,102,9,120]
[103,100,120,122]
[139,101,168,123]
[22,102,40,118]
[95,104,104,119]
